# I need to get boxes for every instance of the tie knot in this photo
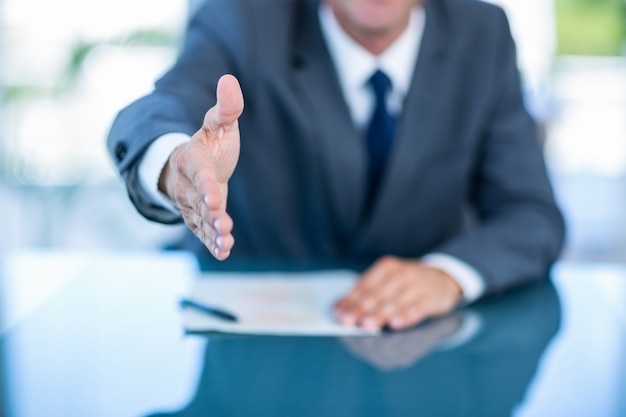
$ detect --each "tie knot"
[368,69,392,99]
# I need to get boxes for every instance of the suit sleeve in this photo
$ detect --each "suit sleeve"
[434,9,566,295]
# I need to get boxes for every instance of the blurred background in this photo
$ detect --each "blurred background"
[0,0,625,263]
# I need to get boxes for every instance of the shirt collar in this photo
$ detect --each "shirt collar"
[319,3,425,97]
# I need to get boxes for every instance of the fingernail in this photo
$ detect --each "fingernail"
[203,195,210,206]
[361,316,377,328]
[390,317,403,329]
[216,236,223,249]
[213,219,221,231]
[213,247,219,257]
[339,313,356,326]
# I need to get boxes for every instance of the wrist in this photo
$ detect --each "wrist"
[159,144,185,201]
[429,266,463,301]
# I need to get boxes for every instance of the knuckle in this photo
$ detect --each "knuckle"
[377,255,398,269]
[341,300,358,313]
[382,255,398,264]
[396,264,415,279]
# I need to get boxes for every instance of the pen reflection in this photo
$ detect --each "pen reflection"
[144,278,561,417]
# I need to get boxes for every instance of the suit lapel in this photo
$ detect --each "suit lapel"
[291,0,367,246]
[353,0,454,250]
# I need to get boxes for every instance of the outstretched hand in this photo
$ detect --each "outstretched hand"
[160,74,244,260]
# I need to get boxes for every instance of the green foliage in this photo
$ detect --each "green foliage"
[1,85,61,104]
[111,28,179,48]
[556,0,626,56]
[2,28,179,105]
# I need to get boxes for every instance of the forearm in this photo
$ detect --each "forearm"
[433,206,565,295]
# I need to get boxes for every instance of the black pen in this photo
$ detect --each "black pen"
[179,298,238,322]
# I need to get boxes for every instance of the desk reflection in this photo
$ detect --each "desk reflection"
[146,279,560,417]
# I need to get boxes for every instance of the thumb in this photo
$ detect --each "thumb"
[203,74,244,134]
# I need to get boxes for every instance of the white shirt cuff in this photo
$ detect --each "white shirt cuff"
[421,253,486,303]
[137,132,191,214]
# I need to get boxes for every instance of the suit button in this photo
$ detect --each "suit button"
[115,143,127,162]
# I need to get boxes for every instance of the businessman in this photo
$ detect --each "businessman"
[107,0,565,331]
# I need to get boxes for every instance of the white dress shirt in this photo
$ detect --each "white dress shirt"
[138,3,485,302]
[318,4,423,127]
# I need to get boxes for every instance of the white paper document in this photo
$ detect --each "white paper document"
[181,270,379,337]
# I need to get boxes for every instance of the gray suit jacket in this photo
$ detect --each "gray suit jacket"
[107,0,565,295]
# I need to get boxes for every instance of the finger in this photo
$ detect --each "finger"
[360,265,432,330]
[184,209,235,251]
[174,175,235,258]
[389,304,429,330]
[384,277,431,329]
[195,223,233,261]
[175,153,223,211]
[212,215,234,236]
[356,276,413,329]
[334,256,399,313]
[387,283,454,330]
[333,257,404,326]
[353,256,401,294]
[334,265,400,327]
[358,301,399,330]
[203,74,244,136]
[174,171,220,216]
[181,208,235,260]
[338,275,405,329]
[333,285,375,324]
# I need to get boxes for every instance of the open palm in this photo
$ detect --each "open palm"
[163,74,244,260]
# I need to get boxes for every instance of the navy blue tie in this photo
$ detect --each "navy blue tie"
[365,70,396,207]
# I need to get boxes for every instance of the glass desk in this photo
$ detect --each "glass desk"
[0,250,625,417]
